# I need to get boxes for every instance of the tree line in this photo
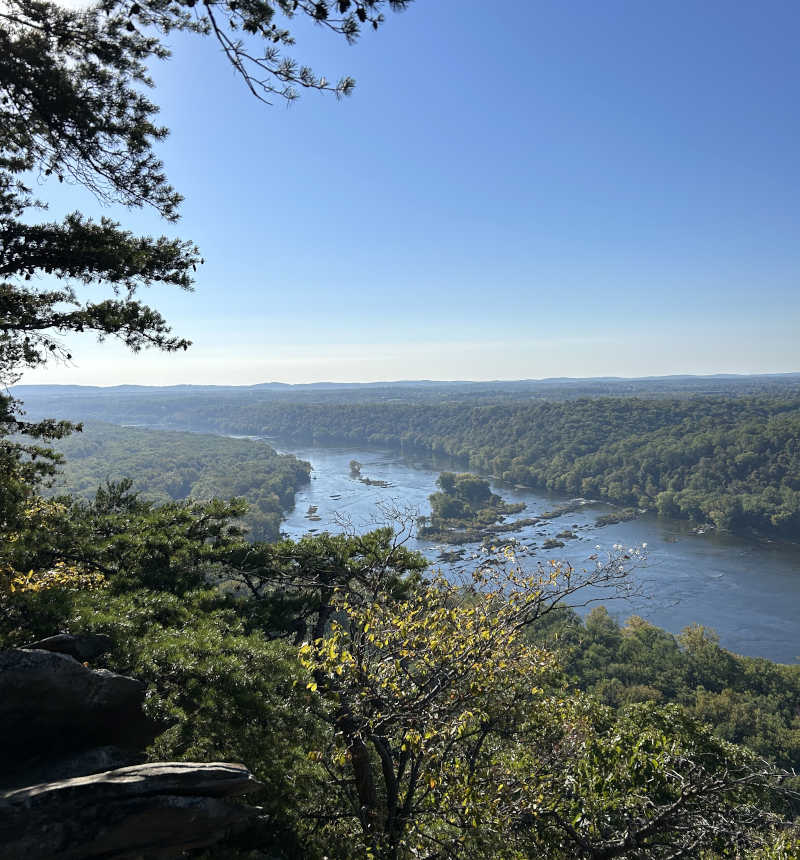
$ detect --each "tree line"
[22,392,800,537]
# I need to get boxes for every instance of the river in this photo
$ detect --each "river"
[267,440,800,664]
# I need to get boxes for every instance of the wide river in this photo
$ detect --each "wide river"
[267,440,800,664]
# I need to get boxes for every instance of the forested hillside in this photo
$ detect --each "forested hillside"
[532,607,800,772]
[21,388,800,537]
[46,423,310,541]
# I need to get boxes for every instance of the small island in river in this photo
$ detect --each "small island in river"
[418,472,532,544]
[349,459,392,488]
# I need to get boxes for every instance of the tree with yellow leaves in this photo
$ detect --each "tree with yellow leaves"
[0,497,107,645]
[299,548,794,859]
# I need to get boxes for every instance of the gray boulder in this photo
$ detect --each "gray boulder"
[0,649,161,786]
[0,762,262,859]
[25,633,113,661]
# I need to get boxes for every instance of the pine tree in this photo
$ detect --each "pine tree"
[0,0,414,527]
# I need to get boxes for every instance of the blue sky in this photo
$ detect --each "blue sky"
[24,0,800,384]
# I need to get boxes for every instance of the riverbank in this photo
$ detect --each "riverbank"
[271,439,800,664]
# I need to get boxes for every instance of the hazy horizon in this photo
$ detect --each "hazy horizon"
[18,331,800,388]
[14,370,800,390]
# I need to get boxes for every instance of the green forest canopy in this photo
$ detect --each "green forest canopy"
[19,384,800,537]
[45,422,310,541]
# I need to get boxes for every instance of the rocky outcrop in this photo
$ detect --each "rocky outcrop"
[0,648,159,782]
[26,632,114,662]
[4,745,144,789]
[0,645,264,856]
[0,762,262,859]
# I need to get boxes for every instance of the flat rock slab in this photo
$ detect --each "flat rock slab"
[4,761,259,803]
[0,762,262,859]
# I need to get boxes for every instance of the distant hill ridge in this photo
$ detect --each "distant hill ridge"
[12,372,800,398]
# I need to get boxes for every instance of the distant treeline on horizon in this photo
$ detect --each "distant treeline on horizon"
[13,371,800,399]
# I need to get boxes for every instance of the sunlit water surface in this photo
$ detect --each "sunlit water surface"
[262,440,800,664]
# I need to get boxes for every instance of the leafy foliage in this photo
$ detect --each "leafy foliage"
[3,470,798,857]
[0,497,108,646]
[531,605,800,773]
[298,554,794,859]
[71,586,329,858]
[47,421,310,540]
[218,525,427,642]
[0,481,245,646]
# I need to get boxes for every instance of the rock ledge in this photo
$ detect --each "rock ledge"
[0,761,261,859]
